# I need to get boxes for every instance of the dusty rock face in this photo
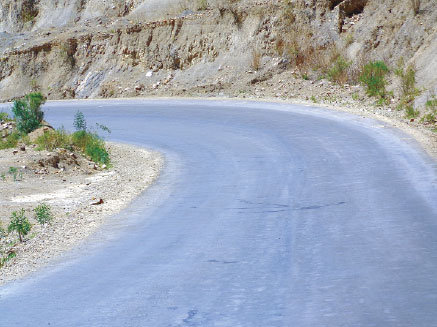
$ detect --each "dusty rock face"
[0,0,435,103]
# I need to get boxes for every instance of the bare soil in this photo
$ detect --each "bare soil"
[0,142,163,285]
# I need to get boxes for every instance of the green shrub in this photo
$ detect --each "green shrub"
[0,251,16,268]
[8,209,31,242]
[12,92,46,134]
[426,97,437,110]
[34,203,54,225]
[420,112,436,124]
[395,60,420,109]
[0,112,12,121]
[36,128,72,151]
[405,105,420,119]
[327,56,351,84]
[72,131,110,166]
[8,166,20,182]
[0,131,21,150]
[73,111,87,131]
[359,61,389,99]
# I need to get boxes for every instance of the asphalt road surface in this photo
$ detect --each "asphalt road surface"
[1,99,436,326]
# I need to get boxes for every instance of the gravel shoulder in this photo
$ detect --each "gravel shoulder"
[0,142,163,286]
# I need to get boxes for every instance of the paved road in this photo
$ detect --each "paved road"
[1,100,436,326]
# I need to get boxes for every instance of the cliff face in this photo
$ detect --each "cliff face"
[0,0,435,107]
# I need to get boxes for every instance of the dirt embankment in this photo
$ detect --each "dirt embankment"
[0,1,435,147]
[0,0,435,103]
[0,142,163,286]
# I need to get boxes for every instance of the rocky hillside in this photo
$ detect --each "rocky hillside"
[0,0,435,115]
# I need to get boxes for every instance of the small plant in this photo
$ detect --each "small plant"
[0,131,21,150]
[8,167,19,182]
[302,74,309,80]
[327,56,351,84]
[72,131,110,166]
[1,173,6,181]
[0,112,12,121]
[85,135,110,166]
[12,92,46,134]
[0,251,16,268]
[8,209,31,242]
[73,111,87,131]
[420,112,436,124]
[395,60,420,109]
[35,128,72,151]
[426,96,437,110]
[359,61,389,100]
[405,105,420,119]
[34,203,54,225]
[310,96,318,103]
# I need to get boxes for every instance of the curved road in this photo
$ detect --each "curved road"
[1,100,436,326]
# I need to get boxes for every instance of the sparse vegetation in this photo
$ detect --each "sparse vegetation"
[35,115,111,166]
[21,0,38,23]
[421,95,437,124]
[0,112,12,121]
[0,131,20,150]
[8,167,22,182]
[34,203,54,225]
[426,96,437,110]
[395,60,420,106]
[0,251,16,268]
[420,112,436,124]
[72,131,110,166]
[327,56,351,84]
[405,105,420,119]
[12,92,46,134]
[8,209,32,242]
[36,128,72,151]
[359,61,390,102]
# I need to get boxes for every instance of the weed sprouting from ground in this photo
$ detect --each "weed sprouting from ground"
[405,105,420,119]
[36,128,72,151]
[359,61,389,101]
[72,131,110,166]
[0,131,21,150]
[0,112,12,121]
[34,203,54,225]
[8,209,31,242]
[327,56,351,84]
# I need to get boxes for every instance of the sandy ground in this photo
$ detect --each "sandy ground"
[0,142,163,285]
